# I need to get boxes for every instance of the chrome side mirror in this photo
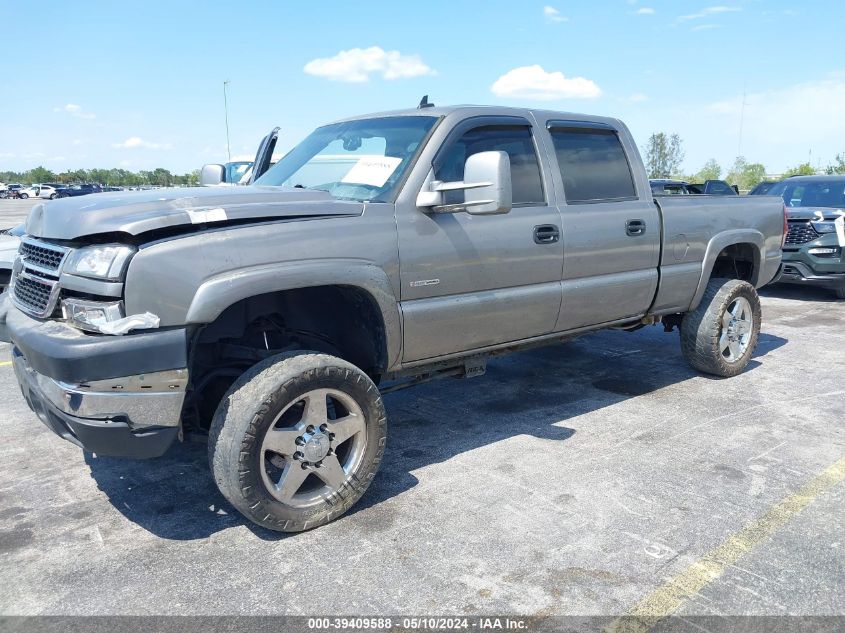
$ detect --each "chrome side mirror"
[200,164,225,186]
[416,150,513,215]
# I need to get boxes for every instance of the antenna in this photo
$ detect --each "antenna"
[223,80,232,163]
[417,95,434,109]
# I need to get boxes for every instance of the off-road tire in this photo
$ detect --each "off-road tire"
[680,278,761,377]
[208,352,387,532]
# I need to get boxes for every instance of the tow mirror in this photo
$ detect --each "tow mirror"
[200,164,225,186]
[416,150,512,215]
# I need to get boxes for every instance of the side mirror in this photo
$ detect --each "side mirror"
[416,150,512,215]
[200,164,225,186]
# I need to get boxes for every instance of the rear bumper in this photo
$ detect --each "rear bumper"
[12,347,183,458]
[777,261,845,290]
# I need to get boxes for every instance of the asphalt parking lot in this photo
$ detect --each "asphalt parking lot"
[0,198,36,228]
[0,198,843,623]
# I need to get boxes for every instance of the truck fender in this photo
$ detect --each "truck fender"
[689,229,764,312]
[185,259,402,369]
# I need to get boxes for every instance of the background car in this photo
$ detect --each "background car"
[748,181,778,195]
[57,183,103,198]
[0,184,24,199]
[0,224,23,293]
[18,184,62,200]
[771,175,845,299]
[650,179,738,196]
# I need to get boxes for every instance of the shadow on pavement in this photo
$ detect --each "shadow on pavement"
[83,325,788,541]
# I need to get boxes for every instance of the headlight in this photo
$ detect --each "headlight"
[811,221,837,234]
[64,245,135,280]
[62,298,160,335]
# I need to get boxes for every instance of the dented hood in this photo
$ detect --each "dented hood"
[24,186,364,240]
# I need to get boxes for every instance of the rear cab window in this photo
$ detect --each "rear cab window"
[547,122,637,204]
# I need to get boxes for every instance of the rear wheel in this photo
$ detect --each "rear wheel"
[19,193,28,199]
[208,352,387,532]
[49,193,57,199]
[680,278,761,377]
[835,287,845,300]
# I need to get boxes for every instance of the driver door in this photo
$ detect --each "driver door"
[396,117,564,363]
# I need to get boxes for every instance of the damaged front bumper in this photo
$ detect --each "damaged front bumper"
[6,305,189,458]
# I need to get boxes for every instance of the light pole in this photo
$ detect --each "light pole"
[223,80,231,163]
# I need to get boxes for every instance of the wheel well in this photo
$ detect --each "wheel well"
[183,285,387,432]
[710,243,758,283]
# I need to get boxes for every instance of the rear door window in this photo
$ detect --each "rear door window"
[549,125,636,203]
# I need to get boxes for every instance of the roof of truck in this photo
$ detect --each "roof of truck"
[328,104,624,128]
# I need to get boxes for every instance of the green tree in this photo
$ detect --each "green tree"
[27,166,57,184]
[726,157,767,192]
[782,162,815,177]
[693,159,721,182]
[825,153,845,175]
[645,132,685,179]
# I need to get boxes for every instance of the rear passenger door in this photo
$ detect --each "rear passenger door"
[397,117,564,362]
[545,121,660,331]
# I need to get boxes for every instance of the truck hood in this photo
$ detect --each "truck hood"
[24,186,364,241]
[786,206,845,221]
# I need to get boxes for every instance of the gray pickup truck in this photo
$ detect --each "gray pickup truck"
[1,105,785,532]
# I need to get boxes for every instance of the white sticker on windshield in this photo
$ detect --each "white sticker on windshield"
[341,156,402,188]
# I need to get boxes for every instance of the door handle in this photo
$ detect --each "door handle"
[626,219,646,236]
[534,224,560,244]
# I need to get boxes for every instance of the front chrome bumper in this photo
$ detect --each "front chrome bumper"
[12,347,186,458]
[13,349,187,429]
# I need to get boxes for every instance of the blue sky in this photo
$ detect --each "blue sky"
[0,0,842,176]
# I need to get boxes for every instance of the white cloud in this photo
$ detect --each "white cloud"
[692,23,722,30]
[543,6,568,22]
[112,137,172,150]
[635,7,655,14]
[53,103,96,120]
[628,93,649,102]
[679,5,741,21]
[303,46,435,83]
[0,152,14,158]
[491,65,601,100]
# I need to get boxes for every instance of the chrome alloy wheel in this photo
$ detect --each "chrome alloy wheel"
[260,388,367,508]
[720,296,754,362]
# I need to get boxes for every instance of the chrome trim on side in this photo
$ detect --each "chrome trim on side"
[12,352,186,429]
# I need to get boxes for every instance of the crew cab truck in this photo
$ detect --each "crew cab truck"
[1,105,784,532]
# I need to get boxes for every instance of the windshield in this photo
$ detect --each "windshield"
[769,179,845,208]
[255,116,439,202]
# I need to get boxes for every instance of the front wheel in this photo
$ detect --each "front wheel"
[208,352,387,532]
[680,278,761,377]
[19,193,28,199]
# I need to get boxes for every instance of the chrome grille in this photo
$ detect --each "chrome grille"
[785,222,819,245]
[12,272,57,317]
[12,238,70,318]
[19,240,68,272]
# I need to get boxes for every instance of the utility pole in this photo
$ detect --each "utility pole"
[737,83,746,159]
[223,80,232,163]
